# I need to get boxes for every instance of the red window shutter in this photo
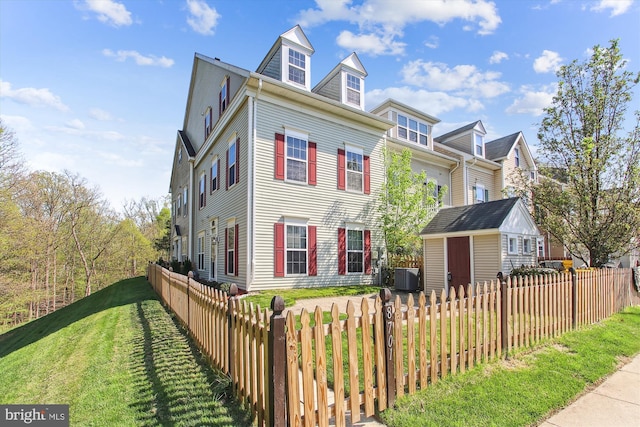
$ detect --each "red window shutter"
[203,174,207,207]
[224,227,228,275]
[275,133,285,180]
[210,166,214,194]
[234,223,239,276]
[364,155,370,194]
[364,229,371,274]
[226,149,229,190]
[308,225,317,276]
[308,142,317,186]
[274,223,285,277]
[235,137,240,185]
[337,149,345,190]
[217,159,221,190]
[338,227,346,275]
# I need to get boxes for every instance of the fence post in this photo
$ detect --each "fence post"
[187,271,193,329]
[268,296,286,427]
[227,284,238,381]
[570,268,577,329]
[380,288,396,407]
[498,272,508,355]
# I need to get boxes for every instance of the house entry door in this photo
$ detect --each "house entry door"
[447,236,471,293]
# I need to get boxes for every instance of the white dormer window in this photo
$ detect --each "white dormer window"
[396,113,430,146]
[346,73,361,106]
[288,48,306,86]
[475,134,484,156]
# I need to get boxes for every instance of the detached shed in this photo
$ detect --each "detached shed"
[420,197,540,296]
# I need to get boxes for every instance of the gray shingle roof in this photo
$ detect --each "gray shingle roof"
[485,132,520,161]
[433,121,481,143]
[178,130,196,157]
[421,197,521,235]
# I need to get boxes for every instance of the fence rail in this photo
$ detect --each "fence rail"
[146,264,638,427]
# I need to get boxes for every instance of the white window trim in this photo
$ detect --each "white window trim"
[346,223,365,274]
[285,218,308,277]
[343,72,364,109]
[198,172,206,209]
[182,188,188,216]
[507,234,518,255]
[211,156,219,192]
[226,219,236,275]
[514,147,520,167]
[210,218,218,281]
[220,76,229,113]
[197,231,206,271]
[228,135,237,188]
[284,129,309,185]
[345,145,364,194]
[283,44,310,91]
[523,237,533,254]
[396,112,430,145]
[475,183,486,204]
[475,133,484,157]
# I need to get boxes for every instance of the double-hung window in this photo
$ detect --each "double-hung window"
[286,224,307,275]
[396,114,430,145]
[347,229,364,273]
[286,134,307,183]
[508,235,518,255]
[346,146,363,192]
[288,48,306,86]
[219,76,229,115]
[514,147,520,167]
[197,232,205,270]
[210,157,219,192]
[474,184,488,203]
[227,137,239,189]
[226,220,236,276]
[199,172,206,209]
[523,237,532,254]
[182,188,188,216]
[176,195,182,217]
[346,73,361,106]
[475,134,484,156]
[204,108,212,140]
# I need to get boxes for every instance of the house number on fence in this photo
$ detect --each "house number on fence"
[381,288,396,406]
[385,304,394,358]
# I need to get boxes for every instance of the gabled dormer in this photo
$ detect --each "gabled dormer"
[434,120,486,157]
[370,99,440,149]
[313,52,367,110]
[256,25,314,91]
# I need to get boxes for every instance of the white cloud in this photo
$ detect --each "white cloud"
[533,50,563,73]
[401,60,510,98]
[366,86,482,116]
[591,0,633,16]
[97,151,144,167]
[102,49,174,67]
[186,0,220,35]
[489,50,509,64]
[89,108,114,121]
[0,80,69,111]
[46,124,125,141]
[424,36,439,49]
[82,0,132,26]
[505,85,556,115]
[336,30,406,56]
[66,119,85,130]
[297,0,501,56]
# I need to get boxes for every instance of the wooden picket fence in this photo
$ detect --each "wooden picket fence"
[146,264,637,427]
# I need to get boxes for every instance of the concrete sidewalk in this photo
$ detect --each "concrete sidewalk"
[539,353,640,427]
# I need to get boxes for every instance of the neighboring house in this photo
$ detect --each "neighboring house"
[170,26,393,292]
[420,198,541,296]
[169,25,543,292]
[371,99,458,210]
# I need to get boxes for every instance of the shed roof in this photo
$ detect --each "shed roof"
[421,197,521,235]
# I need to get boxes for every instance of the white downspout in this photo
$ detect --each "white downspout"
[246,79,262,290]
[188,159,194,262]
[448,160,460,206]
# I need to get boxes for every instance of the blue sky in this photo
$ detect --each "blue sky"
[1,0,638,210]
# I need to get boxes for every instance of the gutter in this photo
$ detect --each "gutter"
[246,78,262,290]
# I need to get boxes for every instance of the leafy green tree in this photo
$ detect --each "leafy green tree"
[533,39,640,267]
[154,206,172,261]
[379,148,446,256]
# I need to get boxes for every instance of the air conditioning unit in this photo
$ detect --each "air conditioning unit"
[394,268,419,291]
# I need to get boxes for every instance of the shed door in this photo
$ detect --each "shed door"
[447,236,471,291]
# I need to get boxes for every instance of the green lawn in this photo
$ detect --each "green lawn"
[243,284,381,310]
[379,306,640,427]
[0,277,252,426]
